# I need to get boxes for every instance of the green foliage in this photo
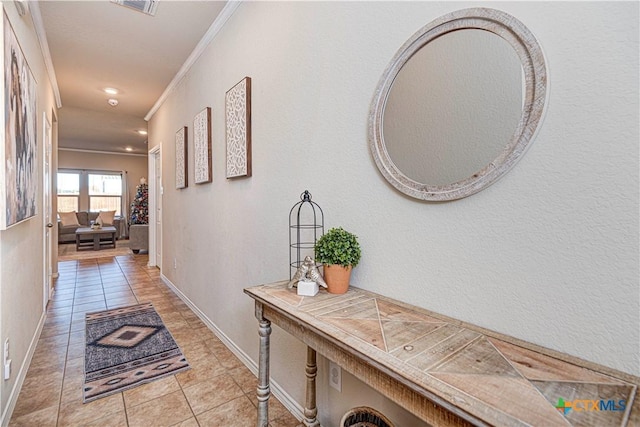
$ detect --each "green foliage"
[314,227,361,267]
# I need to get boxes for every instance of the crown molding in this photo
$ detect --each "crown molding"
[59,147,147,157]
[144,0,242,121]
[29,1,62,108]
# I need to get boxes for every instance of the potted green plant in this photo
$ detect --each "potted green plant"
[315,227,361,294]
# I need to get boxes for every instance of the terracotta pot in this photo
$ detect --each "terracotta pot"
[323,264,352,294]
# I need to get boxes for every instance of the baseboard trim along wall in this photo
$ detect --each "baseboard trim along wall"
[160,274,305,423]
[1,312,46,427]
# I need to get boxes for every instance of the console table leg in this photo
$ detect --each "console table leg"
[303,346,320,427]
[256,303,271,427]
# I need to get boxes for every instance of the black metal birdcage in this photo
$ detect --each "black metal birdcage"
[289,190,324,280]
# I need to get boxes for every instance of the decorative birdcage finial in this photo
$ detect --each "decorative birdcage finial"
[289,190,324,280]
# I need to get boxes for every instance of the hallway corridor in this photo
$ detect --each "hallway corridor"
[9,254,298,426]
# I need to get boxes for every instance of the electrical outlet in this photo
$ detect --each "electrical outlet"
[3,360,10,380]
[174,258,177,269]
[3,339,10,380]
[329,361,341,392]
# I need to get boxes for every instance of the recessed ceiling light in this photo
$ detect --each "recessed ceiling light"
[125,147,133,152]
[108,98,119,107]
[104,87,118,95]
[137,130,148,135]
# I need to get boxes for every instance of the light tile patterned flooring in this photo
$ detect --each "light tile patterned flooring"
[9,254,299,427]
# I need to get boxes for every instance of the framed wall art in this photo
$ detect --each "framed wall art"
[225,77,251,179]
[193,107,212,184]
[175,126,187,189]
[1,10,38,230]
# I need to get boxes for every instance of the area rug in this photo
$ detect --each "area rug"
[84,302,190,402]
[59,239,134,261]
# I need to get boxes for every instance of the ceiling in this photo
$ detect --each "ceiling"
[38,1,227,155]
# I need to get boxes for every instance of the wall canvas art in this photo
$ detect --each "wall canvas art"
[225,77,252,178]
[1,11,38,229]
[193,107,212,184]
[175,126,187,189]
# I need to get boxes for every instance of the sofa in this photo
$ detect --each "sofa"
[58,211,123,243]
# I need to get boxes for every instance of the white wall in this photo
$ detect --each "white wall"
[0,2,58,422]
[149,2,639,425]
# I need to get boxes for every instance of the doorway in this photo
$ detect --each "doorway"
[148,146,161,268]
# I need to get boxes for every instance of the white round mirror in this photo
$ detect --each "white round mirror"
[369,8,548,201]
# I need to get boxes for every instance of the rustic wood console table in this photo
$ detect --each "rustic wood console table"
[245,281,638,427]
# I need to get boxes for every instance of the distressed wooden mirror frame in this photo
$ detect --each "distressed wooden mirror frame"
[369,8,548,201]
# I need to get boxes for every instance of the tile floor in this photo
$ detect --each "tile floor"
[9,254,300,427]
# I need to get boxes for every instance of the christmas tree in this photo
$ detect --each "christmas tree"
[130,181,148,224]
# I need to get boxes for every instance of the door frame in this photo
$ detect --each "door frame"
[42,112,53,309]
[148,145,161,268]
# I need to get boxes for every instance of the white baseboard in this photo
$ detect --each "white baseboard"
[160,274,305,423]
[1,312,46,427]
